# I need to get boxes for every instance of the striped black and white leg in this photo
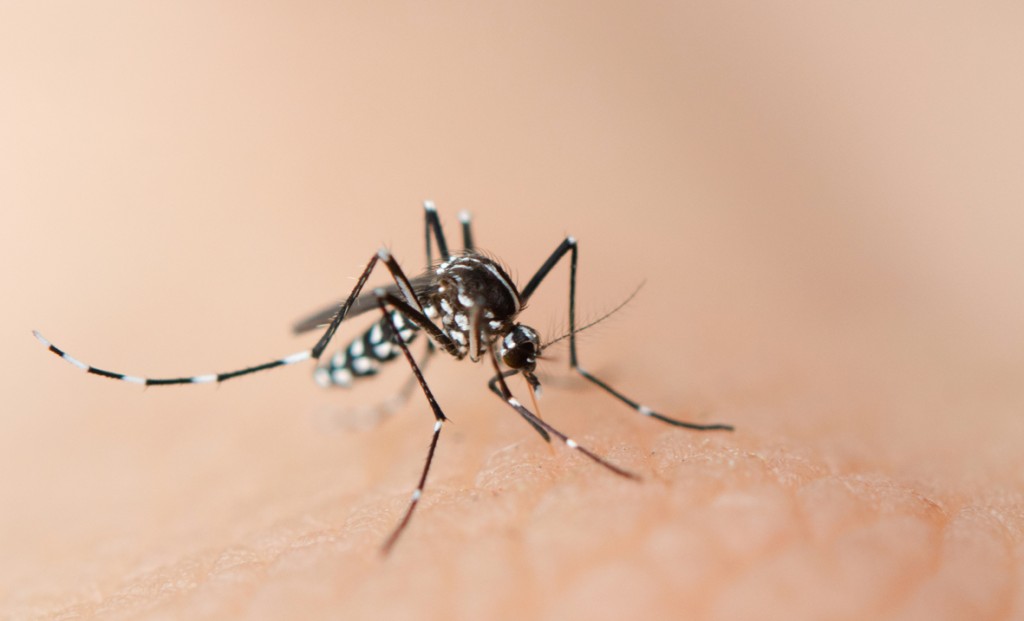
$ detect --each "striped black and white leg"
[314,248,461,553]
[523,237,735,432]
[321,202,474,417]
[373,289,449,555]
[373,343,435,414]
[424,200,474,260]
[458,209,474,252]
[487,369,551,442]
[32,330,313,386]
[487,368,552,442]
[423,200,451,265]
[33,249,429,391]
[487,348,638,480]
[34,252,384,387]
[368,252,462,357]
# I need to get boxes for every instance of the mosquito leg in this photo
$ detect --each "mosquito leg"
[487,370,551,442]
[35,253,384,386]
[458,209,474,252]
[423,200,451,264]
[374,291,448,555]
[376,248,430,315]
[33,330,311,386]
[314,248,458,392]
[368,249,494,553]
[374,294,460,358]
[305,246,446,388]
[420,201,443,358]
[424,200,471,258]
[379,342,435,413]
[310,253,381,360]
[522,237,734,432]
[488,348,638,479]
[519,236,575,301]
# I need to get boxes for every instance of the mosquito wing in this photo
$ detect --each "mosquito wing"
[292,272,437,334]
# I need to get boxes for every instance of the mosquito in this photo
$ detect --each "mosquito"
[34,201,733,553]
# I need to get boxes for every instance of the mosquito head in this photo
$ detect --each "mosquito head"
[499,324,541,374]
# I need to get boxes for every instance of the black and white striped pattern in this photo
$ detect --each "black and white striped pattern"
[313,310,420,388]
[33,330,311,386]
[381,418,443,555]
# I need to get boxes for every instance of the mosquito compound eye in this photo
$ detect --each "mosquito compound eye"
[500,324,539,370]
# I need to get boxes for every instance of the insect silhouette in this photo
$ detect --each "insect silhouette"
[34,202,734,553]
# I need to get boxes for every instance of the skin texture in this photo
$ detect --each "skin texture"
[3,2,1024,620]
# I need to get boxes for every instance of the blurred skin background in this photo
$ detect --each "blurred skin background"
[3,2,1023,619]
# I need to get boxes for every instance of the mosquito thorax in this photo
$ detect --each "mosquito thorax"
[427,253,522,359]
[500,324,540,372]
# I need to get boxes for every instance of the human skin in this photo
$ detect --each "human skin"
[3,2,1024,620]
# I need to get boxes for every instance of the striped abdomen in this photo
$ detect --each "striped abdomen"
[313,310,420,388]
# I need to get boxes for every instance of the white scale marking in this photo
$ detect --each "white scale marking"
[350,339,364,356]
[192,374,217,384]
[351,356,374,374]
[639,405,653,416]
[450,330,466,345]
[457,292,475,308]
[396,278,424,314]
[566,438,579,449]
[374,342,392,358]
[332,368,353,386]
[440,299,453,314]
[121,375,146,385]
[411,489,422,502]
[283,351,311,364]
[63,354,88,371]
[489,320,501,330]
[434,420,443,432]
[454,313,469,330]
[369,323,383,343]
